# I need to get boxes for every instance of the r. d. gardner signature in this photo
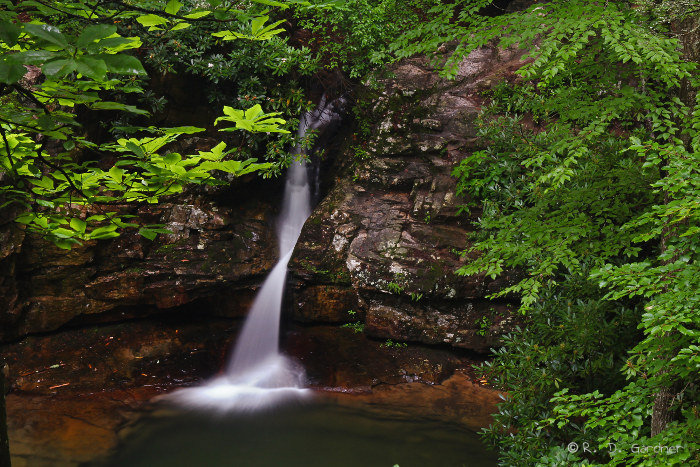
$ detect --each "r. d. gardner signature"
[566,441,684,455]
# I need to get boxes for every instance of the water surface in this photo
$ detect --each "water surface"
[98,402,497,467]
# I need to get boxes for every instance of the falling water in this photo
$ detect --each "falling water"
[165,97,340,411]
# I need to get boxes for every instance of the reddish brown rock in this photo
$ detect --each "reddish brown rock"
[321,371,502,432]
[0,195,278,341]
[290,46,528,349]
[7,388,161,467]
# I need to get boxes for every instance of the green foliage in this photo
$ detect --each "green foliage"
[341,321,365,333]
[386,281,404,294]
[105,1,323,174]
[380,339,407,349]
[475,315,490,337]
[401,1,700,465]
[0,0,308,246]
[294,0,435,78]
[479,273,640,465]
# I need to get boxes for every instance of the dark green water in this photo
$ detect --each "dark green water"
[97,402,497,467]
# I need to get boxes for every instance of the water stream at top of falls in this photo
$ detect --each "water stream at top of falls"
[165,97,339,412]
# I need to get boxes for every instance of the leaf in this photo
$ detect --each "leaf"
[124,141,146,158]
[249,0,289,7]
[163,153,181,164]
[170,22,191,31]
[70,218,87,233]
[184,11,211,19]
[96,53,147,76]
[0,20,21,46]
[30,176,54,190]
[108,166,125,183]
[52,227,76,239]
[89,225,119,239]
[24,23,69,48]
[76,25,117,48]
[136,14,169,28]
[165,0,183,15]
[251,16,268,35]
[9,50,59,65]
[162,126,205,134]
[98,36,142,52]
[0,58,26,84]
[92,101,150,116]
[138,228,158,240]
[75,57,108,80]
[42,59,77,77]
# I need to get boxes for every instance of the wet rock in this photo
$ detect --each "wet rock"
[284,325,465,389]
[7,388,160,467]
[0,195,278,341]
[290,45,528,349]
[0,315,238,394]
[321,371,502,432]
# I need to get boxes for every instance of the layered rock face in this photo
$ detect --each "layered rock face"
[1,46,526,351]
[0,188,278,342]
[290,45,527,351]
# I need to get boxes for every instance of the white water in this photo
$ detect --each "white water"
[165,98,338,412]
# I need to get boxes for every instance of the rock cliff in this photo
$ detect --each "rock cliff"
[290,45,527,350]
[0,185,278,342]
[1,45,527,375]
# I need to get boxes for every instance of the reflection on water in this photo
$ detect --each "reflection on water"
[96,402,497,467]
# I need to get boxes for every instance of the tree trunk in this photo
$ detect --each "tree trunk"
[651,371,677,436]
[0,363,10,467]
[649,14,699,435]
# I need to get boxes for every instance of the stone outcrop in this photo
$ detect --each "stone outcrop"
[1,45,526,349]
[0,189,278,342]
[289,45,528,351]
[0,45,528,356]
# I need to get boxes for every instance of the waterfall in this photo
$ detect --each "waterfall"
[165,97,340,411]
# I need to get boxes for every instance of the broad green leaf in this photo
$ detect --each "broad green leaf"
[108,166,125,183]
[249,0,289,7]
[52,227,76,238]
[8,50,58,65]
[92,101,150,115]
[165,0,183,15]
[75,57,108,80]
[170,22,191,31]
[163,153,182,164]
[245,104,263,120]
[136,14,169,28]
[76,25,117,48]
[162,126,205,134]
[70,218,87,233]
[138,228,158,240]
[24,23,69,48]
[54,238,78,249]
[99,36,142,52]
[30,176,54,190]
[251,16,268,34]
[89,225,119,239]
[42,58,77,77]
[96,53,147,76]
[184,11,211,19]
[0,58,26,84]
[0,20,21,46]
